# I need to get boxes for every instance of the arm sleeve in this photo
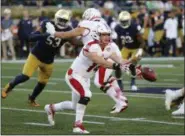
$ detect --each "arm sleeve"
[28,31,50,42]
[114,25,119,34]
[164,20,168,30]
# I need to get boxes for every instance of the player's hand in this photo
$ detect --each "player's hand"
[112,63,121,71]
[120,61,131,76]
[46,22,56,36]
[130,48,143,64]
[135,65,143,79]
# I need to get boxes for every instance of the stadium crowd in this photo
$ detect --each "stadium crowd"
[1,0,185,60]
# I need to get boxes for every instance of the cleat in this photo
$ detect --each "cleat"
[44,104,55,126]
[171,96,185,107]
[172,102,184,116]
[110,102,128,114]
[111,96,128,112]
[1,83,11,99]
[131,85,138,91]
[2,90,8,99]
[73,122,90,134]
[28,95,40,107]
[165,89,176,110]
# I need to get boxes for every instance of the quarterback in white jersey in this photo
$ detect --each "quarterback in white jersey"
[45,8,130,134]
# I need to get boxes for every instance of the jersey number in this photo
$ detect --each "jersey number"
[121,36,133,44]
[46,36,61,47]
[87,63,98,72]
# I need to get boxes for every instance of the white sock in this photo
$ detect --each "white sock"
[75,103,86,123]
[175,88,185,98]
[106,86,120,105]
[53,101,74,112]
[179,101,184,110]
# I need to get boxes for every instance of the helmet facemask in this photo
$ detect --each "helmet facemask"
[120,19,131,29]
[55,17,69,29]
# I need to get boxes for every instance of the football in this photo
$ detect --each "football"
[141,67,157,82]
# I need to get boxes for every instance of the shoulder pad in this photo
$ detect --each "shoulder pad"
[40,20,53,32]
[78,20,92,28]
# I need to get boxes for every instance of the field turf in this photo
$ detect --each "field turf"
[1,58,184,135]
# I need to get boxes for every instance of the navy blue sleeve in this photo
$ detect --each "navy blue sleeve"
[29,31,50,42]
[114,25,120,34]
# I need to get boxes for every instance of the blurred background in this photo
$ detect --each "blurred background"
[1,0,185,60]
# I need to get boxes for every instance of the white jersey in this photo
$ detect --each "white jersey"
[77,20,100,45]
[70,19,120,78]
[71,41,120,78]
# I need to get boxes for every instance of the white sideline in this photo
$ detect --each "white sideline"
[172,116,184,119]
[142,64,174,68]
[83,120,105,125]
[1,57,184,64]
[0,88,164,99]
[24,122,52,127]
[24,120,105,126]
[2,64,176,69]
[2,107,184,126]
[1,76,183,86]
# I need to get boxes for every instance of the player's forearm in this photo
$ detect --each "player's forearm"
[54,27,84,39]
[29,32,50,42]
[54,31,73,39]
[137,34,145,49]
[91,55,113,69]
[110,53,122,64]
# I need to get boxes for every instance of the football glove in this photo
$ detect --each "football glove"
[120,61,131,76]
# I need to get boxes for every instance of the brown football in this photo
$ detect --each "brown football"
[141,67,157,82]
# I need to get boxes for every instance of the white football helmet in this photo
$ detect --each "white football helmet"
[82,8,101,21]
[93,23,111,41]
[54,9,71,29]
[97,23,111,34]
[118,11,131,29]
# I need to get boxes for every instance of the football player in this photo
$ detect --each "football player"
[165,87,184,115]
[93,41,128,114]
[114,11,145,91]
[1,9,74,106]
[45,8,130,134]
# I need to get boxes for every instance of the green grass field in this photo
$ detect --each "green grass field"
[1,58,184,135]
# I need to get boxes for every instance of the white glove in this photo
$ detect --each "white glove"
[46,22,56,36]
[135,48,143,58]
[120,61,131,76]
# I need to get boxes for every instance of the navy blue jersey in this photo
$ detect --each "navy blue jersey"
[29,21,72,64]
[115,22,142,49]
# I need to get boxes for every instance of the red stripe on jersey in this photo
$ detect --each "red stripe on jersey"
[98,66,106,85]
[83,48,89,52]
[83,40,99,53]
[87,40,99,46]
[90,16,101,21]
[87,63,97,72]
